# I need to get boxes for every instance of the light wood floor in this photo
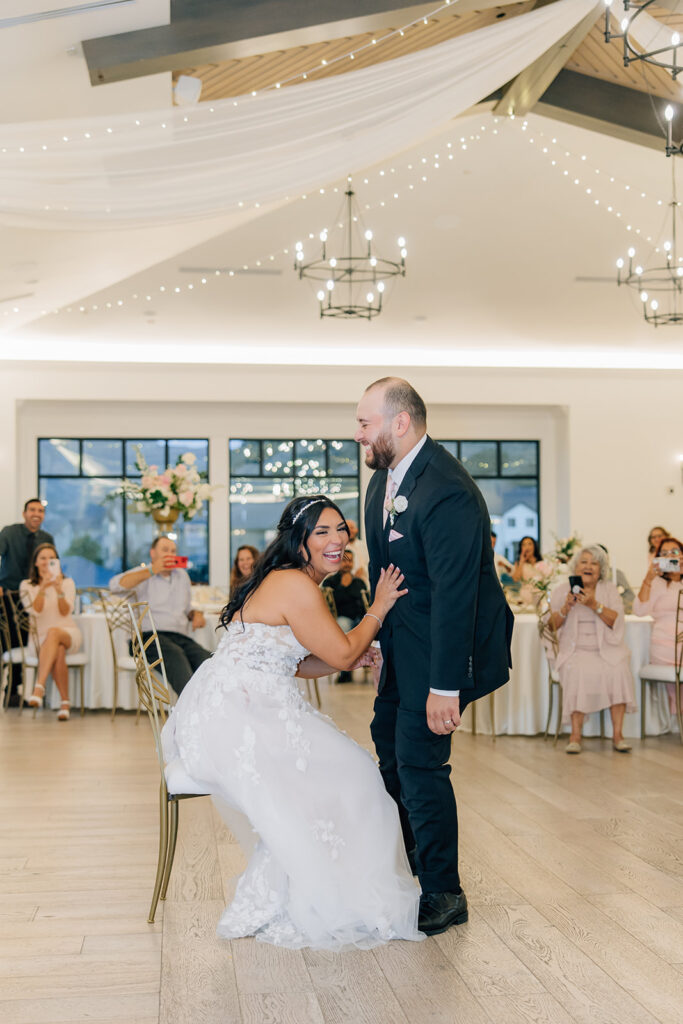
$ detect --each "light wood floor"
[1,685,682,1024]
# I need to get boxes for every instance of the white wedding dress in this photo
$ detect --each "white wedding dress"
[161,621,422,951]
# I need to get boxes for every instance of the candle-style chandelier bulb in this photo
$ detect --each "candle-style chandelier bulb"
[665,105,675,122]
[616,257,624,268]
[628,247,636,258]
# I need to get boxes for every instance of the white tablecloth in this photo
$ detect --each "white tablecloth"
[57,611,676,736]
[459,613,674,738]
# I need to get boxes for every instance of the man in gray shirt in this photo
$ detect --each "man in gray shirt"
[109,535,211,695]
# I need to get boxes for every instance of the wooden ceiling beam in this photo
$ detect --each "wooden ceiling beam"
[494,0,603,117]
[82,0,529,85]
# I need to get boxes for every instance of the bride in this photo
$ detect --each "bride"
[161,495,423,951]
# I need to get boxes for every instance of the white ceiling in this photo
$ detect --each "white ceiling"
[2,2,683,368]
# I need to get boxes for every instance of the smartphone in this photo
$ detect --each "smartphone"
[654,556,680,573]
[172,556,189,568]
[568,575,584,594]
[47,557,61,580]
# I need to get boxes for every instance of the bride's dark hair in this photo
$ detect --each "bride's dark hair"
[220,494,348,628]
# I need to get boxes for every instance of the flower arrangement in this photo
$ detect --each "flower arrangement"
[550,532,582,564]
[107,447,213,522]
[531,560,560,596]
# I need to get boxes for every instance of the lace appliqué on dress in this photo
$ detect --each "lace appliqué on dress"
[235,725,260,785]
[312,819,346,861]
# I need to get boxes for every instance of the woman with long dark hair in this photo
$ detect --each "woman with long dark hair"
[162,495,422,951]
[229,544,259,595]
[19,543,82,720]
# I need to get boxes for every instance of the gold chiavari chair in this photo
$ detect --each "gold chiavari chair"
[97,589,138,720]
[6,592,42,716]
[128,601,207,923]
[639,588,683,745]
[7,591,87,717]
[0,595,30,712]
[536,592,562,744]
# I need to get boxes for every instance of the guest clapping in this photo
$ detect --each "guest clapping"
[550,545,635,754]
[229,545,259,595]
[19,544,82,721]
[633,536,683,713]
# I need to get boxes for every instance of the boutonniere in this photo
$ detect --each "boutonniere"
[385,494,408,527]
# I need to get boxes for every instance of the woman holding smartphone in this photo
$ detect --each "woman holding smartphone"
[19,543,82,720]
[550,544,635,754]
[634,536,683,714]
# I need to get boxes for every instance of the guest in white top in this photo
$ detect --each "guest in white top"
[550,544,635,754]
[109,535,211,695]
[20,543,82,721]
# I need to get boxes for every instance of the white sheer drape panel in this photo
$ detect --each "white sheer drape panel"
[0,0,597,230]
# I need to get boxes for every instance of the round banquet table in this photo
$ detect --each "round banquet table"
[458,613,674,739]
[42,609,676,737]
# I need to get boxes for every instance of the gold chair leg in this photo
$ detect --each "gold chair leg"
[641,679,646,740]
[160,799,179,901]
[553,684,563,746]
[544,677,553,741]
[675,680,683,748]
[599,709,605,739]
[111,666,118,721]
[79,665,85,717]
[490,691,496,743]
[471,700,477,737]
[149,782,170,924]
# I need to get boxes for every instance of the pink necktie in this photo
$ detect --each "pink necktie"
[383,476,398,528]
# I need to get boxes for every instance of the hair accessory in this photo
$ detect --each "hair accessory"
[291,498,326,525]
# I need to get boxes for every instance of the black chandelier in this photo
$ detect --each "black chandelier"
[616,153,683,325]
[603,0,683,80]
[294,179,406,319]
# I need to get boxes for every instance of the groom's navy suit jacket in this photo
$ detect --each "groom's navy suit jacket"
[365,436,513,708]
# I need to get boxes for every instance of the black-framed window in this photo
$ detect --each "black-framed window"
[38,438,210,587]
[229,439,360,558]
[439,440,540,563]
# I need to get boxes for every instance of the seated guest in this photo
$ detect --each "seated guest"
[596,543,635,613]
[20,543,82,721]
[0,498,54,706]
[633,535,683,713]
[325,547,368,682]
[491,530,513,580]
[647,525,670,565]
[230,545,259,595]
[110,535,211,695]
[512,536,543,605]
[550,544,635,754]
[346,519,369,583]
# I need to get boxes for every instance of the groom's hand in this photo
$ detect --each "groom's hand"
[426,693,461,735]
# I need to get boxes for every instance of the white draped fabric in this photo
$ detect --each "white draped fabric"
[0,0,598,230]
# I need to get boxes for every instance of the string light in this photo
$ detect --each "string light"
[20,114,670,322]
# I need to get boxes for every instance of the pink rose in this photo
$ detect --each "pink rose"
[174,463,188,476]
[160,474,171,486]
[179,490,194,506]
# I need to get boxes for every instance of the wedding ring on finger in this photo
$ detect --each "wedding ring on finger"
[444,719,453,726]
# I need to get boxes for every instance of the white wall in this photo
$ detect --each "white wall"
[2,360,682,587]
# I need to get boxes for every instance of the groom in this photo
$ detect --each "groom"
[356,377,514,935]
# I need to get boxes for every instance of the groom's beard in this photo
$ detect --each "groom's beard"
[365,430,396,470]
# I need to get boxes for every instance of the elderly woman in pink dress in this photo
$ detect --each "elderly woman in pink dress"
[550,544,635,754]
[633,536,683,713]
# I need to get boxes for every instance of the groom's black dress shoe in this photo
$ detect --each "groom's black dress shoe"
[418,891,468,935]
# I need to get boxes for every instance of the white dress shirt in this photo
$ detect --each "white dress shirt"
[383,435,459,700]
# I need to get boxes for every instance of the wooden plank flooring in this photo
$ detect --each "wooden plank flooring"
[1,685,681,1024]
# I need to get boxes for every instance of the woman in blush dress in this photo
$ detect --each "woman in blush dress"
[19,543,82,721]
[633,536,683,714]
[162,495,423,951]
[550,544,635,754]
